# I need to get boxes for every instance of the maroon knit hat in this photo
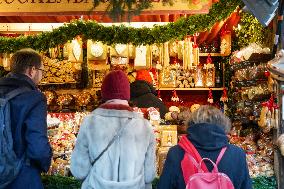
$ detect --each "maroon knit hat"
[101,70,130,101]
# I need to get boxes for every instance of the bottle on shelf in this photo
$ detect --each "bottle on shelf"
[215,62,223,87]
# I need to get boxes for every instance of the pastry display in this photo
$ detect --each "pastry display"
[57,94,75,106]
[43,90,57,105]
[74,92,93,106]
[41,56,80,84]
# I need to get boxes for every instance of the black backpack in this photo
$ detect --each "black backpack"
[0,87,30,189]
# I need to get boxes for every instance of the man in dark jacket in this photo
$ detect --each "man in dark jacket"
[0,49,52,189]
[158,105,252,189]
[130,70,168,118]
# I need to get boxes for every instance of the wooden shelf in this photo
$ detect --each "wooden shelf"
[199,53,223,56]
[92,87,224,91]
[39,82,77,85]
[158,88,224,91]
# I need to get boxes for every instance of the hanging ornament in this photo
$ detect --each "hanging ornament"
[220,24,231,56]
[207,88,214,104]
[192,33,200,66]
[157,89,162,101]
[220,87,228,102]
[150,68,159,87]
[90,42,104,57]
[264,70,270,77]
[115,43,127,55]
[204,53,215,87]
[258,94,279,132]
[72,39,81,61]
[171,89,180,102]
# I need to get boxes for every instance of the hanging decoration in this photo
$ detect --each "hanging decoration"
[171,89,180,102]
[258,94,279,133]
[204,53,215,87]
[114,44,127,55]
[157,89,162,101]
[220,24,232,56]
[0,0,242,53]
[207,88,214,104]
[220,87,228,102]
[71,39,81,61]
[192,33,200,66]
[90,42,104,57]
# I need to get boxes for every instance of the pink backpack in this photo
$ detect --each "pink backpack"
[186,147,235,189]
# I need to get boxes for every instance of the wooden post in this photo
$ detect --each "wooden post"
[274,81,284,189]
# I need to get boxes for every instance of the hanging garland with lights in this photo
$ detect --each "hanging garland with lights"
[0,0,242,53]
[234,12,273,49]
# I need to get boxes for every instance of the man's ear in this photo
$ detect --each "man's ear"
[25,66,36,78]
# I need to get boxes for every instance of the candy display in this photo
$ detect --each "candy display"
[230,45,276,178]
[229,133,274,178]
[47,112,89,176]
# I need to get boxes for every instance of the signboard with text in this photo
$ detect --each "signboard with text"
[0,0,212,15]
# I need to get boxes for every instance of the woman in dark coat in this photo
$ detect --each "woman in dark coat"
[130,70,168,118]
[158,105,252,189]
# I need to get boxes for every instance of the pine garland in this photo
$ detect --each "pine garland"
[234,12,273,49]
[0,0,242,53]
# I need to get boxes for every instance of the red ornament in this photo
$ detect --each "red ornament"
[264,70,270,77]
[206,53,212,64]
[220,24,231,36]
[220,87,228,102]
[207,88,214,104]
[261,94,279,111]
[171,89,180,102]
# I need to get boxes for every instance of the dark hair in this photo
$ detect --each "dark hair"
[10,48,42,74]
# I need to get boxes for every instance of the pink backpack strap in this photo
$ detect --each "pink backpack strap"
[216,146,227,166]
[187,154,203,173]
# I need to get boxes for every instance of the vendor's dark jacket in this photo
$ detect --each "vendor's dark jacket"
[157,123,252,189]
[130,80,168,118]
[0,73,52,189]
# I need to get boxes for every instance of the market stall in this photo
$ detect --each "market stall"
[0,0,281,188]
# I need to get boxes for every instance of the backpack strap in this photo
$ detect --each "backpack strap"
[215,146,227,166]
[5,87,31,101]
[187,154,203,173]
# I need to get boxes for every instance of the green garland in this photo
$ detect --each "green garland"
[91,0,174,20]
[92,0,152,21]
[0,0,242,53]
[41,175,277,189]
[234,12,273,49]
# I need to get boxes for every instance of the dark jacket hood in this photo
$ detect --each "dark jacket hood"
[130,80,157,98]
[0,72,37,91]
[187,123,228,151]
